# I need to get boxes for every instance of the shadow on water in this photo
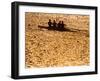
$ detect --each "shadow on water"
[38,25,76,32]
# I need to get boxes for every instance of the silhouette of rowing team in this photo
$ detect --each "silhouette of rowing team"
[48,19,66,31]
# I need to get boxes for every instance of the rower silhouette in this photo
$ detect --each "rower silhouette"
[48,19,52,28]
[61,21,65,29]
[52,20,57,29]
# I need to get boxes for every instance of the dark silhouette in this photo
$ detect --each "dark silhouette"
[48,19,52,28]
[52,20,57,29]
[61,21,64,29]
[58,21,62,30]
